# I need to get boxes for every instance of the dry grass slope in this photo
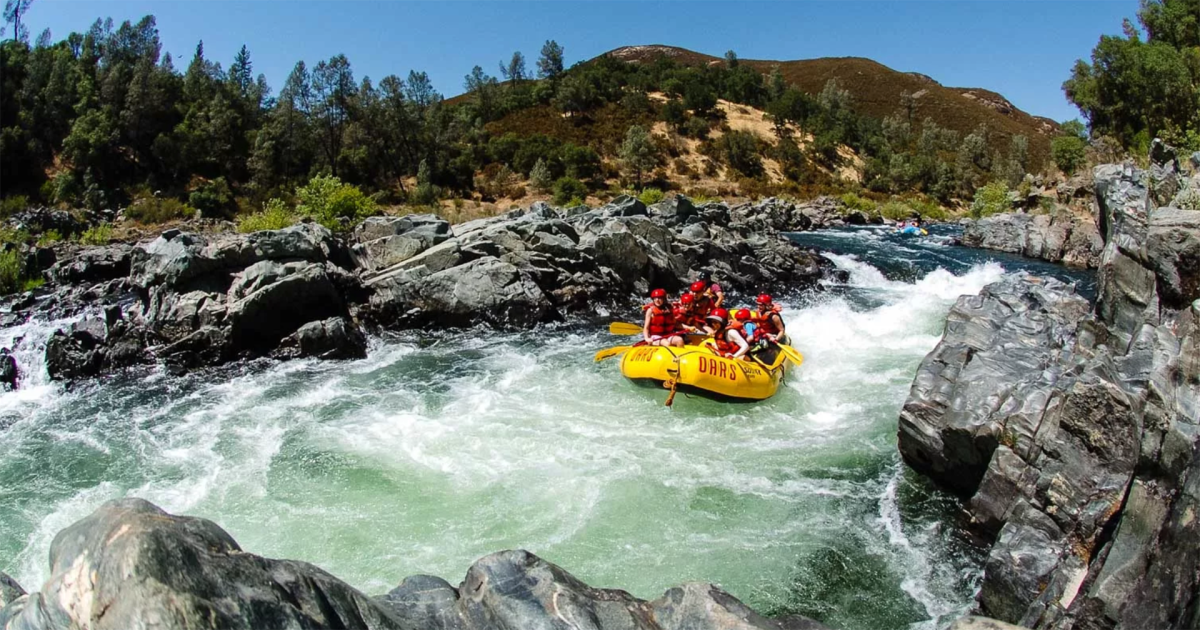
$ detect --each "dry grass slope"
[604,45,1058,166]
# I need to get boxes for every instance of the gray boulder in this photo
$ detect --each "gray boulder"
[130,223,343,291]
[1145,207,1200,309]
[276,317,368,360]
[961,212,1102,268]
[46,244,133,285]
[898,160,1200,629]
[0,498,404,630]
[0,499,827,630]
[369,256,554,328]
[352,214,452,271]
[226,261,348,351]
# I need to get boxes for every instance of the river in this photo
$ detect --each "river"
[0,224,1093,630]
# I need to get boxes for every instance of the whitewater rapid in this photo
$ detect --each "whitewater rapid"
[2,232,1063,629]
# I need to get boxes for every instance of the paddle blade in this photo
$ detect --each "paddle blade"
[608,322,643,335]
[594,346,632,362]
[778,344,805,367]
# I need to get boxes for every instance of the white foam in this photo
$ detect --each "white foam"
[2,254,1003,619]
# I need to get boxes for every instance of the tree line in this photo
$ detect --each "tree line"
[17,1,1191,220]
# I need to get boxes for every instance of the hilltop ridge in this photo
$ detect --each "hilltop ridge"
[602,44,1058,164]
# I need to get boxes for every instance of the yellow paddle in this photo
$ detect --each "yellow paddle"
[608,322,643,335]
[594,346,633,362]
[775,342,804,366]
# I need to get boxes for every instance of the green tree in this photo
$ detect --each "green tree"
[660,98,686,129]
[3,0,32,43]
[767,65,786,101]
[1051,135,1088,175]
[619,124,658,189]
[312,54,356,175]
[720,130,763,177]
[552,176,587,205]
[500,51,527,83]
[529,157,553,192]
[971,181,1012,218]
[295,174,377,229]
[463,64,499,121]
[537,39,564,80]
[683,80,716,116]
[1063,0,1200,151]
[554,74,597,117]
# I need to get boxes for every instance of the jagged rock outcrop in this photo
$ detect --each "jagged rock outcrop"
[358,196,832,328]
[0,498,827,630]
[960,212,1103,268]
[6,196,834,380]
[898,160,1200,629]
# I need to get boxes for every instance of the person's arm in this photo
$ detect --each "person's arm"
[728,330,750,358]
[643,308,654,343]
[712,287,724,308]
[771,313,785,339]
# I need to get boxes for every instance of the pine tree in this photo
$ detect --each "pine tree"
[619,125,657,189]
[537,40,564,80]
[3,0,33,43]
[229,44,254,100]
[529,157,552,192]
[500,51,527,83]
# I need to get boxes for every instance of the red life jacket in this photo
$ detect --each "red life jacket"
[712,323,745,355]
[753,305,784,337]
[692,295,714,318]
[647,304,676,337]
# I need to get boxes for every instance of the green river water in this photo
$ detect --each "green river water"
[0,226,1095,629]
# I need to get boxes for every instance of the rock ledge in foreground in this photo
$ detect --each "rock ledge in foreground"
[0,498,827,630]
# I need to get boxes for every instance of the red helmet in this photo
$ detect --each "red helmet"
[707,307,729,322]
[756,294,773,305]
[651,288,667,298]
[734,309,752,321]
[680,293,694,305]
[690,281,707,293]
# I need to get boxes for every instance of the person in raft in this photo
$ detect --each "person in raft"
[688,281,715,318]
[643,288,685,347]
[695,271,725,308]
[705,308,751,360]
[750,294,787,344]
[673,293,706,333]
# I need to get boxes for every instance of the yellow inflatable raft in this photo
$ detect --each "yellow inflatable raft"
[619,336,796,402]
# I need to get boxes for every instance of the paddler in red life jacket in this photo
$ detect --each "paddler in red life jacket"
[689,281,714,318]
[674,293,705,333]
[643,288,685,347]
[704,308,750,360]
[696,271,725,308]
[751,294,787,343]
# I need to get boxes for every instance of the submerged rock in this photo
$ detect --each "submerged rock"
[0,499,827,630]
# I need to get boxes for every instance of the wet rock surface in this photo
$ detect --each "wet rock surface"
[960,213,1103,268]
[899,161,1200,629]
[0,498,828,630]
[0,197,837,381]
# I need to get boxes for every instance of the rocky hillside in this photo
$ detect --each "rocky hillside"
[604,45,1058,166]
[898,151,1200,627]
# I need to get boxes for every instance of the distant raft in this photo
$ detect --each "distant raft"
[896,226,928,236]
[619,336,798,403]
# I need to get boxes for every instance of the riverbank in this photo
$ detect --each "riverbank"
[899,159,1200,628]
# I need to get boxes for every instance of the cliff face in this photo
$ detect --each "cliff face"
[898,150,1200,628]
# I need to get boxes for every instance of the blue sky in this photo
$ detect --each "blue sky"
[27,1,1136,122]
